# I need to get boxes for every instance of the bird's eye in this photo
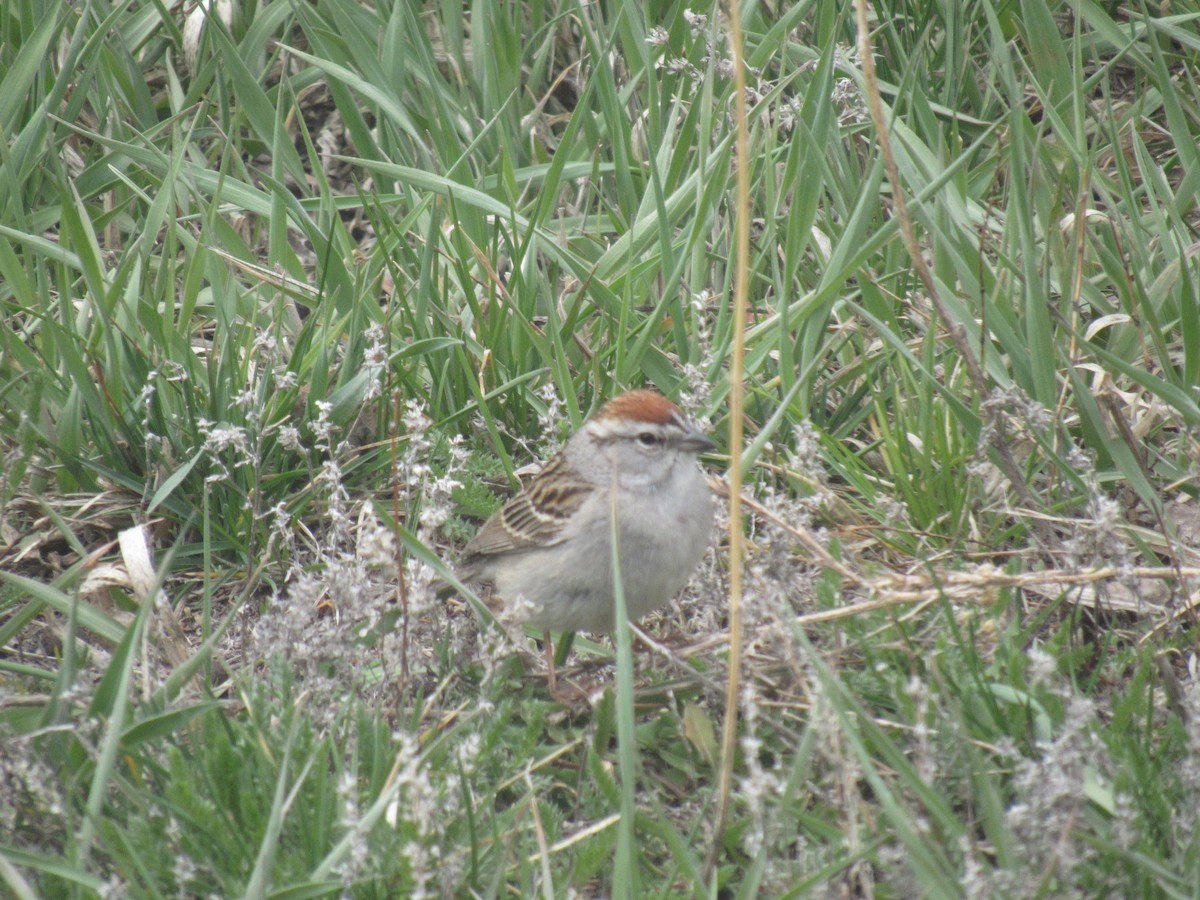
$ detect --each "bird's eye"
[637,431,660,447]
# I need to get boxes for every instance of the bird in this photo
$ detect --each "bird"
[457,389,716,692]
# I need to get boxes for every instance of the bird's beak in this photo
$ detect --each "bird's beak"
[680,428,717,454]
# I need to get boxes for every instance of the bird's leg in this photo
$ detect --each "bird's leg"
[543,630,557,694]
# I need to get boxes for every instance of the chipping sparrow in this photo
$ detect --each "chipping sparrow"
[458,390,716,638]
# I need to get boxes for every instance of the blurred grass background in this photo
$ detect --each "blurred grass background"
[2,0,1200,895]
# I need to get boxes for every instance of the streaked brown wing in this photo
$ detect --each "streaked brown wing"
[460,454,592,559]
